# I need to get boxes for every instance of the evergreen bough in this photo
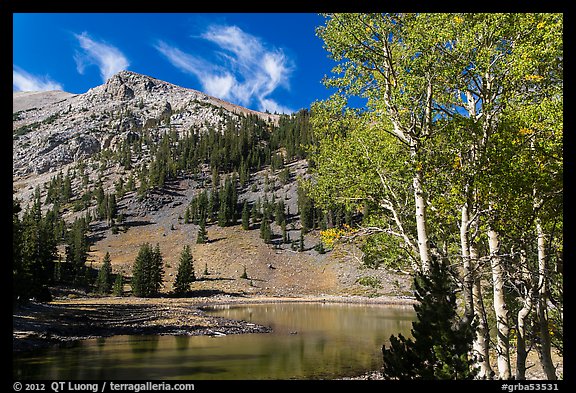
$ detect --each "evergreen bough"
[382,259,478,379]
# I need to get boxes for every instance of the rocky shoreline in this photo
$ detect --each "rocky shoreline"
[12,294,416,353]
[12,294,562,380]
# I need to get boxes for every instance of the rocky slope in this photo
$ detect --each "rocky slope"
[13,70,279,178]
[85,160,412,299]
[13,90,77,113]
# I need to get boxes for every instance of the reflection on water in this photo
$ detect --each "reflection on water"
[13,302,415,380]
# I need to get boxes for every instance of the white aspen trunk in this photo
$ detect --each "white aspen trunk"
[380,40,431,276]
[488,224,511,380]
[515,248,534,380]
[516,300,532,380]
[413,166,431,273]
[470,243,493,379]
[535,220,557,379]
[461,199,489,378]
[460,201,474,319]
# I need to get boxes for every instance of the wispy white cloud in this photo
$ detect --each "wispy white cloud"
[154,41,206,76]
[155,25,294,114]
[203,74,236,99]
[154,40,237,101]
[13,66,63,92]
[74,32,129,82]
[201,25,262,71]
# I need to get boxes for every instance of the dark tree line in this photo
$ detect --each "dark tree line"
[44,170,73,205]
[297,185,355,234]
[271,110,314,160]
[13,188,94,301]
[133,109,314,196]
[13,192,56,301]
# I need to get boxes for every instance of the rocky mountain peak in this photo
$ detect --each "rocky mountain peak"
[13,71,280,181]
[84,70,188,104]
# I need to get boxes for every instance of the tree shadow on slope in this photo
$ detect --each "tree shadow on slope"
[196,276,235,282]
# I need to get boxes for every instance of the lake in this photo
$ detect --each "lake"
[13,302,415,380]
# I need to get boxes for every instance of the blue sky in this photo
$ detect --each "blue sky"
[13,13,337,114]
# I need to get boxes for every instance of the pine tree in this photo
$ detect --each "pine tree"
[137,164,149,199]
[262,194,272,222]
[96,252,113,294]
[66,217,89,285]
[115,177,125,199]
[131,243,150,297]
[275,199,286,224]
[297,185,314,233]
[229,173,238,223]
[62,172,73,203]
[126,174,135,192]
[184,206,190,224]
[106,193,117,227]
[211,168,220,190]
[299,230,305,252]
[278,167,290,185]
[197,190,208,224]
[113,273,124,296]
[218,194,228,227]
[260,218,272,244]
[381,259,478,379]
[241,200,250,230]
[281,220,288,244]
[252,197,262,223]
[95,182,105,219]
[239,158,250,187]
[208,189,219,223]
[174,245,195,295]
[196,218,208,244]
[151,244,164,295]
[131,243,164,297]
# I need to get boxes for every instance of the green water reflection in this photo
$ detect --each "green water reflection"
[13,302,415,380]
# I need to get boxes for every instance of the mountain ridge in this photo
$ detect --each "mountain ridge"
[13,70,279,179]
[13,70,279,120]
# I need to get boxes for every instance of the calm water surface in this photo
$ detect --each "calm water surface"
[13,302,415,380]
